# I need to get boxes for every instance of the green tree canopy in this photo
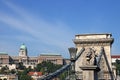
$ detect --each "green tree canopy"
[35,61,62,74]
[115,59,120,75]
[17,62,25,70]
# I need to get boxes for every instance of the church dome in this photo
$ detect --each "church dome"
[20,44,27,50]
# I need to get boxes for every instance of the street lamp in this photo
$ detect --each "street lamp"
[68,47,77,60]
[68,47,77,80]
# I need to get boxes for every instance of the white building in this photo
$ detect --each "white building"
[111,55,120,63]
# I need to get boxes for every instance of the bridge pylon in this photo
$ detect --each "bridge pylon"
[73,33,115,80]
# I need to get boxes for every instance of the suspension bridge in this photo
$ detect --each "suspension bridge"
[38,33,116,80]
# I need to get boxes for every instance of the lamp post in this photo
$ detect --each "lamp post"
[68,47,77,80]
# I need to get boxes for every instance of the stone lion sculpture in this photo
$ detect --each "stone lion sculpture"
[83,48,97,66]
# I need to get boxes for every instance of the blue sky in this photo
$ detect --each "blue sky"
[0,0,120,58]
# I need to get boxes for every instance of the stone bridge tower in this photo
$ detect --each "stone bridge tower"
[74,33,114,80]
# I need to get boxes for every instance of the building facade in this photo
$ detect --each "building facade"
[0,74,18,80]
[11,44,38,68]
[111,55,120,63]
[0,52,12,65]
[0,44,64,69]
[28,72,42,80]
[38,54,63,65]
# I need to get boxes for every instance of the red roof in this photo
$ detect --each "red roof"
[28,72,42,76]
[111,55,120,58]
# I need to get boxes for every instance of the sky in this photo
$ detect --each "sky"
[0,0,120,58]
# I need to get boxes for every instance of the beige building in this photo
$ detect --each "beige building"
[16,44,64,66]
[38,54,63,65]
[0,44,65,70]
[11,44,38,68]
[0,74,18,80]
[63,59,70,65]
[0,52,12,65]
[0,44,64,69]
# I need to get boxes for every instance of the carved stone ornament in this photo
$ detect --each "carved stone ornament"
[83,47,97,66]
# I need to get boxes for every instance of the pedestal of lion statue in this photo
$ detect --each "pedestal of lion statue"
[80,66,100,80]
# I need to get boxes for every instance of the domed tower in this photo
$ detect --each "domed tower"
[19,44,28,57]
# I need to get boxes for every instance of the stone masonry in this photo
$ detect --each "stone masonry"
[74,33,114,80]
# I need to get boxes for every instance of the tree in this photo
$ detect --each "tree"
[58,71,68,80]
[3,78,7,80]
[10,69,16,74]
[19,75,32,80]
[16,61,63,80]
[35,61,62,74]
[0,65,9,74]
[17,68,33,80]
[17,62,25,70]
[115,59,120,75]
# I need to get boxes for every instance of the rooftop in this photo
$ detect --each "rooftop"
[111,55,120,58]
[0,52,8,55]
[28,72,42,76]
[20,44,27,50]
[40,53,61,56]
[75,33,112,36]
[75,33,112,39]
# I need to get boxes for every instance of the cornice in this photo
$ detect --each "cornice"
[74,38,114,45]
[75,33,112,36]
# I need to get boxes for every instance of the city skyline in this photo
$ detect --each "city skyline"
[0,0,120,58]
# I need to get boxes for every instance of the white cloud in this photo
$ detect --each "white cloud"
[0,1,74,57]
